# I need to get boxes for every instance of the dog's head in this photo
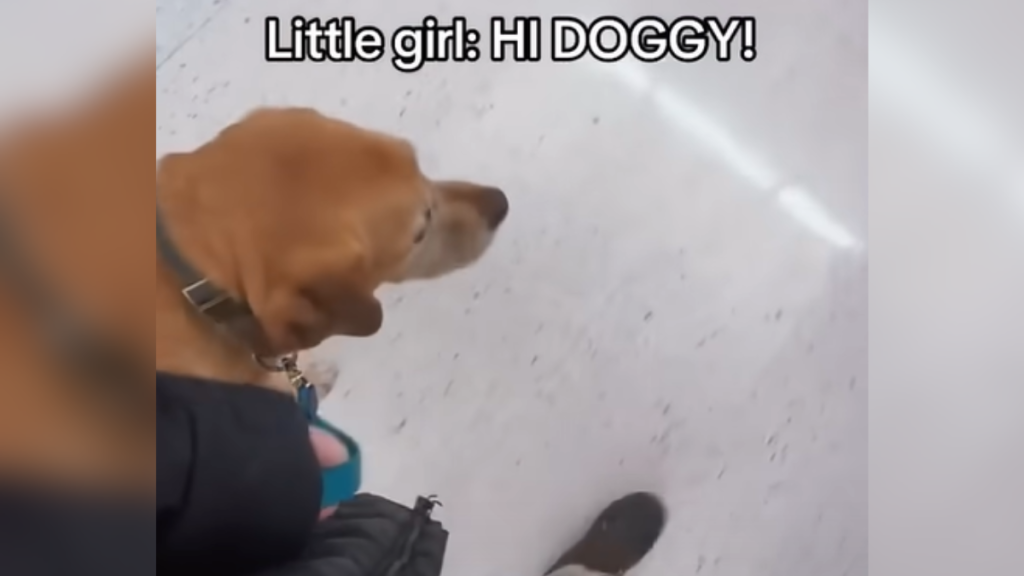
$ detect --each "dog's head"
[157,107,508,354]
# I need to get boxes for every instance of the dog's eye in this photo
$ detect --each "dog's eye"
[413,207,432,244]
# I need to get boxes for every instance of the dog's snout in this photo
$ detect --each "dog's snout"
[481,187,509,229]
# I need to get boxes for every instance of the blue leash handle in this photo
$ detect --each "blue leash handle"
[297,384,362,508]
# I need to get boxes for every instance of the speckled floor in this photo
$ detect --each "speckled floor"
[157,1,867,574]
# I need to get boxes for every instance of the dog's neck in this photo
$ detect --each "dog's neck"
[0,59,156,495]
[155,252,279,390]
[153,176,290,392]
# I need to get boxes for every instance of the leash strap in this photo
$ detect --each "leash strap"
[313,417,363,508]
[298,382,363,508]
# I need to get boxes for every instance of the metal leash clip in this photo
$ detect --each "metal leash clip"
[255,352,319,420]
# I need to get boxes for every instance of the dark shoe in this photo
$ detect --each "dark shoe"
[546,492,667,576]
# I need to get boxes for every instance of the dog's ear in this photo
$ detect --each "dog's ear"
[254,245,384,354]
[325,282,384,338]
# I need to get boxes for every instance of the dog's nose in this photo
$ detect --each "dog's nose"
[481,187,509,229]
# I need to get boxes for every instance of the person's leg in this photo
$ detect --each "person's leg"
[545,492,666,576]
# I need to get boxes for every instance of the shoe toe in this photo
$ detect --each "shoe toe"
[546,492,667,575]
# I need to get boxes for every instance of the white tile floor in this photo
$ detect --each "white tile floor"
[156,1,867,575]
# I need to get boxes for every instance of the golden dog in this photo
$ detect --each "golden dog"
[0,56,507,495]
